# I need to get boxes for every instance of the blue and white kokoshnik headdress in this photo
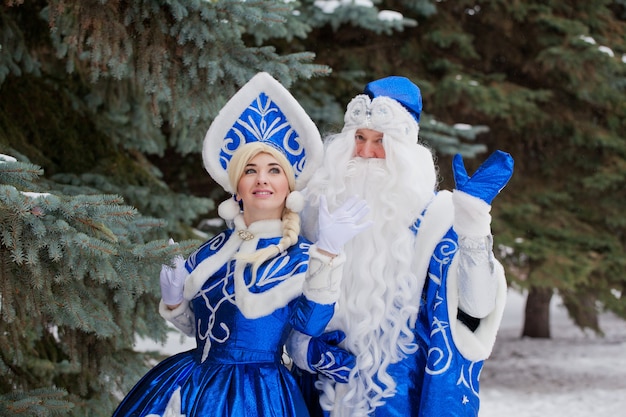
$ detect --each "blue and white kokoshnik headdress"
[203,72,323,198]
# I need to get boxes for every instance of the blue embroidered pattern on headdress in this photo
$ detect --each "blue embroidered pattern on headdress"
[203,72,322,193]
[218,92,306,177]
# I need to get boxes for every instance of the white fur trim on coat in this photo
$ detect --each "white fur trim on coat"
[184,215,307,319]
[411,191,455,299]
[448,258,507,361]
[233,235,306,319]
[452,190,492,237]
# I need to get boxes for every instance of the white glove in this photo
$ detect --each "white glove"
[316,195,372,255]
[159,239,188,306]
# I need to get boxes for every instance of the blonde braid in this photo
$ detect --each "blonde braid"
[278,208,301,252]
[237,208,301,271]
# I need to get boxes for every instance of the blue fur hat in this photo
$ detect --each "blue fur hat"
[364,76,422,123]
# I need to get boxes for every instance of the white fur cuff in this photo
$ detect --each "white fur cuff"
[452,190,492,237]
[286,330,314,372]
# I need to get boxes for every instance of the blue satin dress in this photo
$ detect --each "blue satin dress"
[113,225,334,417]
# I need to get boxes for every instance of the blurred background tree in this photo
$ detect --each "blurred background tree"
[1,0,624,415]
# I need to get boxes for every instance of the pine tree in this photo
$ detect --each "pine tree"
[295,0,626,336]
[0,155,194,414]
[0,0,330,415]
[393,0,626,336]
[289,0,490,156]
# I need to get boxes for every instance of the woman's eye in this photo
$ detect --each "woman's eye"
[244,168,256,174]
[269,167,281,174]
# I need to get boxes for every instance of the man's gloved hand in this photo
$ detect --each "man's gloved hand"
[452,150,514,204]
[316,195,372,255]
[308,330,356,383]
[159,239,188,306]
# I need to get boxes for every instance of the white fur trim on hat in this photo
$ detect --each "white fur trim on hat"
[286,190,305,213]
[218,198,241,221]
[343,95,419,144]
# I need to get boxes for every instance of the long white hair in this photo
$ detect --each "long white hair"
[303,128,438,416]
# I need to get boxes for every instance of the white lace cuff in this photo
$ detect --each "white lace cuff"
[303,245,346,305]
[159,299,195,337]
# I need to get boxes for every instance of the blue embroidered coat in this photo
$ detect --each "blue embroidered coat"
[113,219,335,417]
[298,191,506,417]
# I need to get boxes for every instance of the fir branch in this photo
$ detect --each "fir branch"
[0,388,72,416]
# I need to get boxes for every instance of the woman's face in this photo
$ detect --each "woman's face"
[237,152,290,225]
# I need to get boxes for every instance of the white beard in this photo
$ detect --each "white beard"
[303,131,438,416]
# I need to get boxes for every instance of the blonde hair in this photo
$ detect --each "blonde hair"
[227,142,301,269]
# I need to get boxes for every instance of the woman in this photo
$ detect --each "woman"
[113,73,370,417]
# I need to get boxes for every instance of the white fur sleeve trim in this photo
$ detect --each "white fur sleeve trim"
[159,299,195,338]
[303,245,346,305]
[286,330,314,373]
[412,191,455,294]
[452,190,492,237]
[448,257,507,361]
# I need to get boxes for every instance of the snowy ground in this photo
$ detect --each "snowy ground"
[479,290,626,417]
[138,289,626,416]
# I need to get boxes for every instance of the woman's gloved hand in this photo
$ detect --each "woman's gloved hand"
[316,195,372,255]
[159,239,188,306]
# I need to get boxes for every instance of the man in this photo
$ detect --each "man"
[286,76,513,416]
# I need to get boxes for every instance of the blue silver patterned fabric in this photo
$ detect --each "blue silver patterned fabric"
[218,92,308,178]
[296,193,493,417]
[203,72,323,193]
[378,228,483,417]
[113,230,334,417]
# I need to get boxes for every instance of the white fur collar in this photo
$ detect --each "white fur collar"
[183,215,306,318]
[184,215,282,299]
[411,191,455,292]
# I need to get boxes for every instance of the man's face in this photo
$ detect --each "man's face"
[354,128,385,159]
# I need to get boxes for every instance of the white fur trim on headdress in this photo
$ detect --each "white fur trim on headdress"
[203,72,323,193]
[218,198,241,221]
[343,95,419,143]
[285,190,305,213]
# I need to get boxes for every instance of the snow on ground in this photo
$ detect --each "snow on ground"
[137,289,626,416]
[479,290,626,417]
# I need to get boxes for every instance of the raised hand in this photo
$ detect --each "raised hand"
[316,195,373,255]
[452,150,514,204]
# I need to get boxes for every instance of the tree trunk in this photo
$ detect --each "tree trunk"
[561,290,600,334]
[522,286,553,338]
